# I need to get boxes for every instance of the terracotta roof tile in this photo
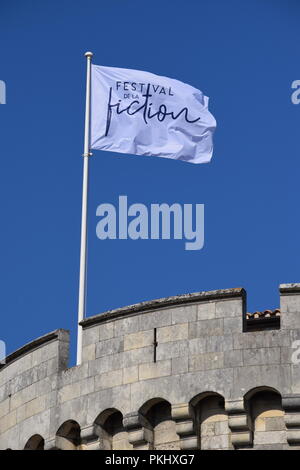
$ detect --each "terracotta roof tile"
[246,309,280,320]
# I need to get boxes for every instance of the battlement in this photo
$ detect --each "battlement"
[1,284,300,450]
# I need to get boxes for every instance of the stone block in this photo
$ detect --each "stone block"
[10,383,37,411]
[94,369,123,390]
[189,319,224,339]
[16,404,26,424]
[281,293,300,313]
[59,363,89,387]
[214,420,230,435]
[243,347,280,366]
[206,335,233,353]
[188,337,206,355]
[138,360,171,381]
[139,310,172,331]
[172,305,197,324]
[122,347,153,368]
[95,337,123,358]
[282,312,300,330]
[82,326,100,347]
[0,399,9,419]
[47,357,59,376]
[123,366,139,384]
[233,330,288,350]
[124,330,153,351]
[224,316,243,335]
[80,377,95,396]
[171,356,189,375]
[201,434,230,449]
[215,299,243,318]
[82,344,96,362]
[189,352,224,372]
[157,323,188,344]
[114,316,141,336]
[25,395,46,419]
[88,353,123,376]
[99,322,115,340]
[265,416,285,431]
[36,376,56,396]
[197,302,216,320]
[0,410,17,434]
[59,382,81,403]
[224,350,243,368]
[233,365,291,398]
[157,340,188,360]
[254,430,286,445]
[290,365,300,393]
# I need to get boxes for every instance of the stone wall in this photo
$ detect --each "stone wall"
[1,284,300,450]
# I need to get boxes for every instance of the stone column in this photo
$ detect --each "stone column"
[123,412,153,450]
[225,399,252,448]
[80,424,100,450]
[282,395,300,446]
[44,438,57,450]
[171,403,198,450]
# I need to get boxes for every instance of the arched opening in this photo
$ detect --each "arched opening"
[190,392,230,450]
[245,387,286,449]
[56,420,81,450]
[94,408,132,450]
[24,434,44,450]
[139,398,180,450]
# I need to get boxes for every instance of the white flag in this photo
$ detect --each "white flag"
[90,65,216,164]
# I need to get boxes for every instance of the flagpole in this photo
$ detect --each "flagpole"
[77,51,93,366]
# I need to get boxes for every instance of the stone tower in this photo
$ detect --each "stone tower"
[1,284,300,450]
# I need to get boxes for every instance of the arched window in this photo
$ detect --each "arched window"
[24,434,44,450]
[245,387,286,449]
[139,398,180,450]
[56,420,81,450]
[190,392,230,450]
[94,409,132,450]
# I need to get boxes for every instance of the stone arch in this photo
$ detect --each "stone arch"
[139,398,180,450]
[24,434,44,450]
[94,408,132,450]
[190,392,231,450]
[244,387,286,449]
[56,420,81,450]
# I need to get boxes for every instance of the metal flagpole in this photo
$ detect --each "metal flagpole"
[77,51,93,365]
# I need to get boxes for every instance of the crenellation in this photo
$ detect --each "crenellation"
[2,286,300,449]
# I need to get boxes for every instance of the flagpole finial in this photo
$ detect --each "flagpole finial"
[85,51,93,58]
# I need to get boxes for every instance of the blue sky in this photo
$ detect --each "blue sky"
[0,0,299,365]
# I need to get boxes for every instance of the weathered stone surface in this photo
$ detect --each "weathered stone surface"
[157,340,188,360]
[124,330,153,351]
[139,360,171,381]
[243,347,281,366]
[172,305,197,324]
[197,302,216,320]
[95,369,123,390]
[157,323,189,343]
[171,356,189,375]
[139,310,172,331]
[189,352,224,371]
[189,319,224,338]
[1,286,300,450]
[82,344,96,362]
[95,337,124,358]
[123,366,139,385]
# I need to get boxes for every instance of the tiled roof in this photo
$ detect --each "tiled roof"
[246,309,280,320]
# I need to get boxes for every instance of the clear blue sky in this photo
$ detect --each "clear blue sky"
[0,0,299,365]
